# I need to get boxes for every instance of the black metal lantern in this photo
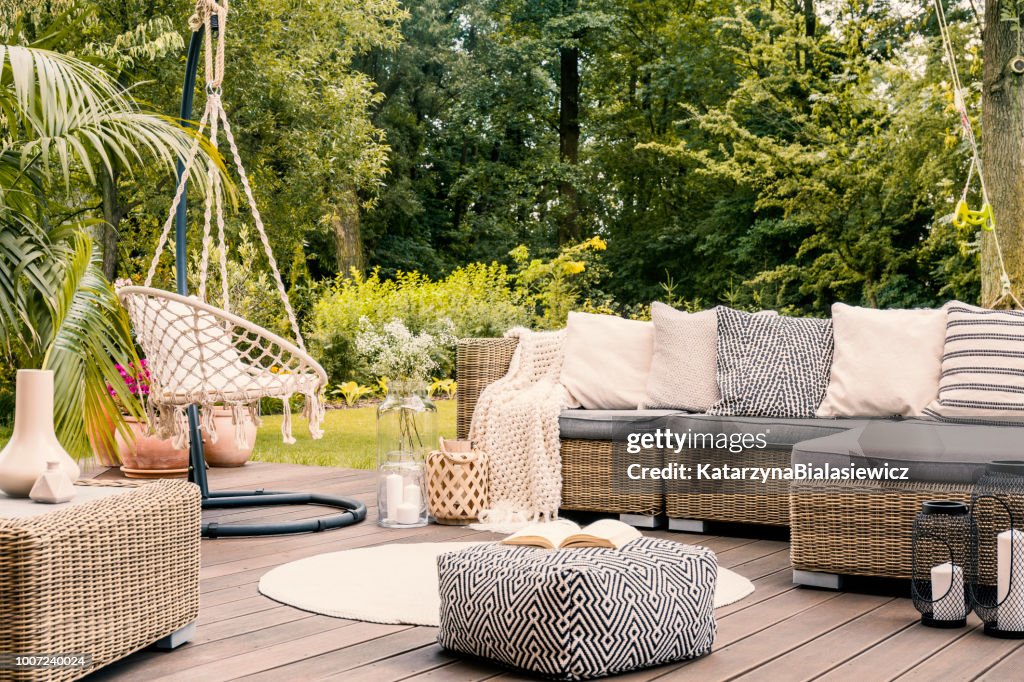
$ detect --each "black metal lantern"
[912,500,973,628]
[971,461,1024,638]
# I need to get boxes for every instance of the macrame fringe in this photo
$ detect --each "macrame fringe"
[470,502,559,534]
[303,392,325,440]
[201,406,219,445]
[281,394,296,445]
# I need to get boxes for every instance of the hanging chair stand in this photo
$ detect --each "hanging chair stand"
[159,18,365,538]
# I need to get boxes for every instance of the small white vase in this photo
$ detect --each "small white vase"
[30,461,76,504]
[0,370,80,497]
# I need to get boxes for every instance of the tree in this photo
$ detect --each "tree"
[981,0,1024,306]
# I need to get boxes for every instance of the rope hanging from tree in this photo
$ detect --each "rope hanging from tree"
[933,0,1022,309]
[118,0,327,450]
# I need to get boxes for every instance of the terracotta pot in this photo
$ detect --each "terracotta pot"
[116,417,189,476]
[203,407,257,467]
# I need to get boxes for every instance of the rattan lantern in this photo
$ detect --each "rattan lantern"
[426,438,488,525]
[912,501,973,628]
[971,461,1024,638]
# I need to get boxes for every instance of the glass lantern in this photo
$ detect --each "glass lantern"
[971,461,1024,638]
[376,379,436,528]
[911,500,973,628]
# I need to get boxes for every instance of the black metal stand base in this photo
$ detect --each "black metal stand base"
[185,406,366,538]
[202,490,366,537]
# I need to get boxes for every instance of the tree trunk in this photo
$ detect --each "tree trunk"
[100,166,121,280]
[330,189,364,275]
[981,0,1024,307]
[803,0,815,71]
[558,40,582,246]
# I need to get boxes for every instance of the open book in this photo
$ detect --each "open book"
[501,519,642,550]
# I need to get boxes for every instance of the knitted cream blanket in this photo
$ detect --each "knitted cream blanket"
[469,327,576,531]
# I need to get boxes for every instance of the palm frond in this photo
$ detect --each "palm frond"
[39,231,143,459]
[0,44,228,195]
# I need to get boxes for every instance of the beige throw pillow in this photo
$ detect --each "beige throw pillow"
[643,303,720,412]
[560,312,654,409]
[816,303,946,418]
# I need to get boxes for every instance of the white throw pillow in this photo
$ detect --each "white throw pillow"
[643,303,720,412]
[816,303,946,418]
[560,312,654,410]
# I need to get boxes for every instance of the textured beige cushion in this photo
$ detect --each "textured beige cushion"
[816,303,946,417]
[560,312,654,409]
[643,303,720,412]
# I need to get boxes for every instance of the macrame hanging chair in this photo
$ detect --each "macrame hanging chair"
[117,0,365,537]
[118,0,326,452]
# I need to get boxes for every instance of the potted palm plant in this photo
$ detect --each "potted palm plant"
[0,43,224,468]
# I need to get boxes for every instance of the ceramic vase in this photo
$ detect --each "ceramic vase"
[29,461,76,504]
[0,370,80,497]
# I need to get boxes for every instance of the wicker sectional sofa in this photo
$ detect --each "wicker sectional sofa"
[457,337,1017,585]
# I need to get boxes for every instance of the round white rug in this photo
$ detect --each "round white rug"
[258,542,755,626]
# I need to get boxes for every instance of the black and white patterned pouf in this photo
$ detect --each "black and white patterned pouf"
[437,537,717,680]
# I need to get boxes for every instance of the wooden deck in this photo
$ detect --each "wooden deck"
[84,462,1022,681]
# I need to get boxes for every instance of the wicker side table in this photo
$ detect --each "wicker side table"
[0,479,201,681]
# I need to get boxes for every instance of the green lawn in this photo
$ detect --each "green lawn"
[0,400,456,471]
[252,399,456,469]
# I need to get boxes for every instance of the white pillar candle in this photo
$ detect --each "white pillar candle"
[403,483,422,510]
[395,502,420,525]
[931,562,966,621]
[998,529,1024,632]
[385,474,404,521]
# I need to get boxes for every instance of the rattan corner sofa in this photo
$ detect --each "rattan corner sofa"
[457,337,1015,586]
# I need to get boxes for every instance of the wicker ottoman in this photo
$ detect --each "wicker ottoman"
[437,537,717,680]
[0,479,201,681]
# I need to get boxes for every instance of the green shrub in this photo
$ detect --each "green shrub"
[0,362,13,428]
[309,263,530,383]
[331,380,376,406]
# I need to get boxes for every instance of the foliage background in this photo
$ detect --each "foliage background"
[1,0,984,403]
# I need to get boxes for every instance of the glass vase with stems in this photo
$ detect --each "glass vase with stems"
[376,379,436,528]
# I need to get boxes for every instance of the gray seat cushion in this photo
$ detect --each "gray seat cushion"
[558,410,685,441]
[559,409,867,446]
[665,413,868,448]
[792,419,1024,484]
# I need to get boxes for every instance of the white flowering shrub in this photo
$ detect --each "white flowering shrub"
[355,317,456,383]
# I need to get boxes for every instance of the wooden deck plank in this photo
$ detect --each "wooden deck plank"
[973,641,1024,681]
[822,621,979,681]
[730,598,915,681]
[657,593,893,679]
[83,462,1015,682]
[236,626,441,681]
[894,625,1024,681]
[150,622,406,681]
[322,641,459,681]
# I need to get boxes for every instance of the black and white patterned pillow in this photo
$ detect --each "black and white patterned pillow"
[708,307,833,418]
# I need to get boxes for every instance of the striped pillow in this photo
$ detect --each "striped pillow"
[923,303,1024,424]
